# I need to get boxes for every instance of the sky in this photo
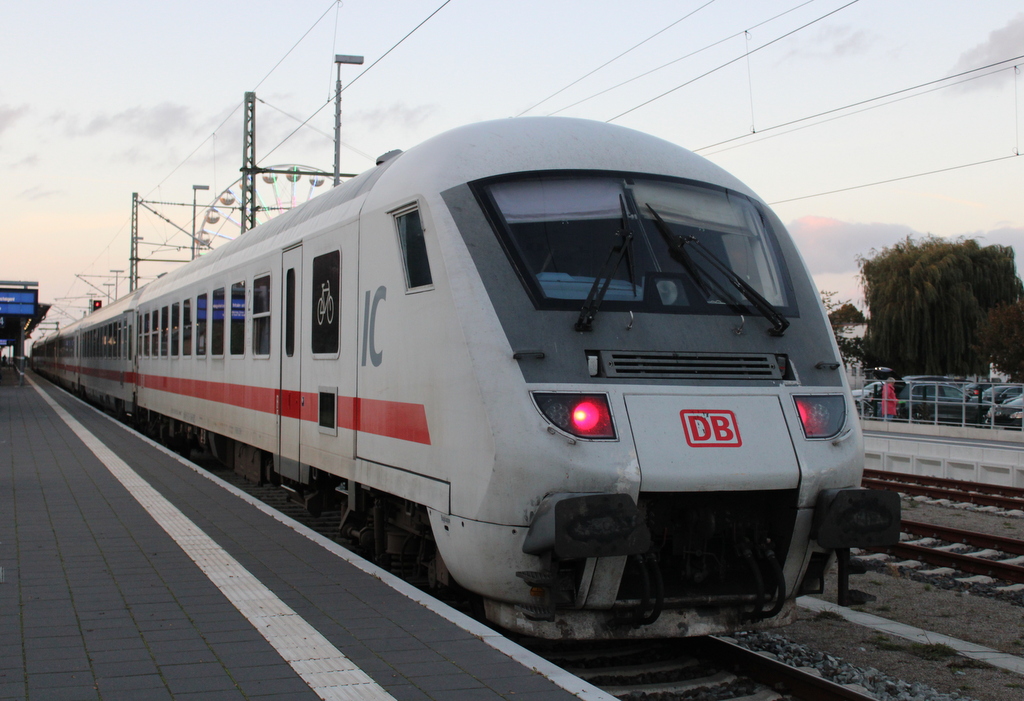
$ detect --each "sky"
[2,0,1023,333]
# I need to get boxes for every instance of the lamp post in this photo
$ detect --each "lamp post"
[333,54,364,187]
[192,185,210,260]
[110,270,124,300]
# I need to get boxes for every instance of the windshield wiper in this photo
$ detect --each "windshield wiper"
[575,194,637,332]
[646,204,790,336]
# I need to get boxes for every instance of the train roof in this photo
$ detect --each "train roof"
[365,117,758,207]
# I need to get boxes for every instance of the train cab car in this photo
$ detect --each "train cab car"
[38,117,898,640]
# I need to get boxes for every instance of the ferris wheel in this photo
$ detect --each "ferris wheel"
[196,165,328,251]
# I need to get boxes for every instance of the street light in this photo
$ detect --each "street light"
[334,54,364,187]
[192,185,210,260]
[110,269,124,300]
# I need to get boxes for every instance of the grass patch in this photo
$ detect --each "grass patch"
[948,658,992,670]
[1006,682,1023,689]
[909,643,957,661]
[871,634,905,652]
[813,610,845,622]
[923,584,932,591]
[875,605,891,612]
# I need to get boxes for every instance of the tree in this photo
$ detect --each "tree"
[859,236,1022,376]
[975,301,1024,381]
[821,291,866,367]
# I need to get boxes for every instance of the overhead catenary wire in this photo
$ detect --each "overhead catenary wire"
[516,0,720,117]
[696,56,1024,155]
[768,153,1021,205]
[605,0,860,123]
[543,0,821,117]
[260,0,453,163]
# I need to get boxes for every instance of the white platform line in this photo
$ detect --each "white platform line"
[30,377,395,701]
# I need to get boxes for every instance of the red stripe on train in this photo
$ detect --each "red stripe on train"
[140,374,430,445]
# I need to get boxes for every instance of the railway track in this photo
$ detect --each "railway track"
[529,636,877,700]
[862,469,1024,511]
[864,518,1024,585]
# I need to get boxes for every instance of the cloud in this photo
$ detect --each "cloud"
[788,217,1024,308]
[949,13,1024,89]
[350,103,437,130]
[968,225,1024,250]
[58,102,196,139]
[20,184,61,201]
[0,104,29,137]
[787,216,918,275]
[781,25,874,62]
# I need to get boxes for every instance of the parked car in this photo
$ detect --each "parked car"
[897,382,986,425]
[981,385,1024,404]
[964,382,994,401]
[851,382,879,399]
[985,395,1024,429]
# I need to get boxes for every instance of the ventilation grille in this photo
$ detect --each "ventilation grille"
[602,351,781,380]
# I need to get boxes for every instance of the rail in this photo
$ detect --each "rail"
[864,520,1024,584]
[862,469,1024,511]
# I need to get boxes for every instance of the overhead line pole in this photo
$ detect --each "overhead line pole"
[241,92,257,234]
[130,193,139,292]
[333,54,364,187]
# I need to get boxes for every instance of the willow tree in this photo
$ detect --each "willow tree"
[859,236,1022,376]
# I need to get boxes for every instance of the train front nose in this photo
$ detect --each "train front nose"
[623,394,801,492]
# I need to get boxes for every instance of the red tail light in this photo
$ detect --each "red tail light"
[533,393,616,439]
[794,395,847,439]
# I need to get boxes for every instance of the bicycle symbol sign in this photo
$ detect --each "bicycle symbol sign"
[317,281,334,326]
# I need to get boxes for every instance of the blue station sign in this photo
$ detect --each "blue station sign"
[0,288,38,317]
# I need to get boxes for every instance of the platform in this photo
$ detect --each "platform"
[0,370,611,701]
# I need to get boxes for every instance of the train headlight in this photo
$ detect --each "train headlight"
[533,393,616,439]
[794,395,846,439]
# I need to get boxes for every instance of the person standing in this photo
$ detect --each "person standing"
[881,378,898,421]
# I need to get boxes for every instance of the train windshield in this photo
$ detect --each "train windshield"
[478,174,794,317]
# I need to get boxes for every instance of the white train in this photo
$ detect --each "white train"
[35,117,898,639]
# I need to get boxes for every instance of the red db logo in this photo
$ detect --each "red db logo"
[680,410,742,447]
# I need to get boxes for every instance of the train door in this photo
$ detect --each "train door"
[278,245,303,480]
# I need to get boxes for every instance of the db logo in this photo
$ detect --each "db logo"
[680,410,742,447]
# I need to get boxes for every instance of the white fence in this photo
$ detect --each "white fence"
[862,419,1024,489]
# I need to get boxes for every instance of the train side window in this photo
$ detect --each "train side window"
[128,321,133,360]
[182,299,192,356]
[318,387,337,435]
[171,303,180,357]
[143,313,150,357]
[212,288,225,356]
[230,281,245,356]
[252,274,271,357]
[311,251,339,356]
[151,311,159,358]
[196,294,208,356]
[285,269,295,357]
[395,207,432,289]
[160,306,169,356]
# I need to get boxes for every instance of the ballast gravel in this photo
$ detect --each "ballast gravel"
[734,498,1024,701]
